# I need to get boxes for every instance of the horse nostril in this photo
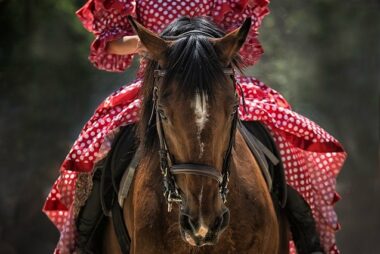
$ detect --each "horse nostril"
[220,209,230,230]
[212,209,230,232]
[180,213,198,234]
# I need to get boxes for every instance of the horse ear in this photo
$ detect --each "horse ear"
[127,15,171,66]
[211,18,252,65]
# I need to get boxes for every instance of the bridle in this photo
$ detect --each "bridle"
[152,68,239,212]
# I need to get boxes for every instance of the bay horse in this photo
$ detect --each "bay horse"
[102,16,289,254]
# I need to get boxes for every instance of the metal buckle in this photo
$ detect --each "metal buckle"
[220,172,230,203]
[167,191,182,212]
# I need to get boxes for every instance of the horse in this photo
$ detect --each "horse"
[101,16,289,254]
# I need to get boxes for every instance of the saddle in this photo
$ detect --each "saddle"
[76,121,287,253]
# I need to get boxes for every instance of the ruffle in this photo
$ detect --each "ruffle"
[43,79,143,253]
[212,0,270,66]
[76,0,137,72]
[44,74,346,253]
[89,30,135,72]
[236,75,346,253]
[76,0,136,34]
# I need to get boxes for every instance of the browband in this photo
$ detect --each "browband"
[161,30,218,40]
[154,68,234,78]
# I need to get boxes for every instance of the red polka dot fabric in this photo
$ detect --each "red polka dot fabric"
[43,1,346,253]
[75,0,269,72]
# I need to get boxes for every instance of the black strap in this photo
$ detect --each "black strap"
[154,68,234,78]
[100,126,136,253]
[238,120,274,191]
[112,201,131,254]
[100,126,137,216]
[161,30,219,40]
[170,164,223,183]
[240,121,279,166]
[241,121,288,208]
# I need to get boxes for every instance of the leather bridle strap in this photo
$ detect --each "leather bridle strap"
[154,69,234,78]
[152,77,182,207]
[161,30,218,40]
[170,164,223,183]
[154,85,173,169]
[153,67,237,207]
[219,85,239,201]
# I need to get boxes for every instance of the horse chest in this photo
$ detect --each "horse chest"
[127,161,278,254]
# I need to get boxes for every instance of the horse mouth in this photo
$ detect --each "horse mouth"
[182,231,218,247]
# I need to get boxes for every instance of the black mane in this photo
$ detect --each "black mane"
[163,17,230,100]
[137,16,241,155]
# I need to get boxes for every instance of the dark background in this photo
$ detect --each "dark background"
[0,0,379,253]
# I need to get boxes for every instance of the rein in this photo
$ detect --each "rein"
[152,68,238,212]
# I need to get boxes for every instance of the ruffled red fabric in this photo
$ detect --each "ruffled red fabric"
[211,0,270,65]
[43,80,143,254]
[76,0,137,72]
[237,77,345,253]
[76,0,270,72]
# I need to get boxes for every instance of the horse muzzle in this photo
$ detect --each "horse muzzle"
[179,208,230,247]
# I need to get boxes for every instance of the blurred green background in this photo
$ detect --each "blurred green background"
[0,0,379,253]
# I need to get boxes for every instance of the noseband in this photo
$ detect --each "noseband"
[152,68,239,212]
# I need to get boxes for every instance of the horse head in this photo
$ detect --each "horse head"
[129,16,251,247]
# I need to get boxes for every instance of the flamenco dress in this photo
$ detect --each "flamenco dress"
[42,1,347,253]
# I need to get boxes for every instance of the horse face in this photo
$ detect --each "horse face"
[158,80,236,246]
[128,16,251,247]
